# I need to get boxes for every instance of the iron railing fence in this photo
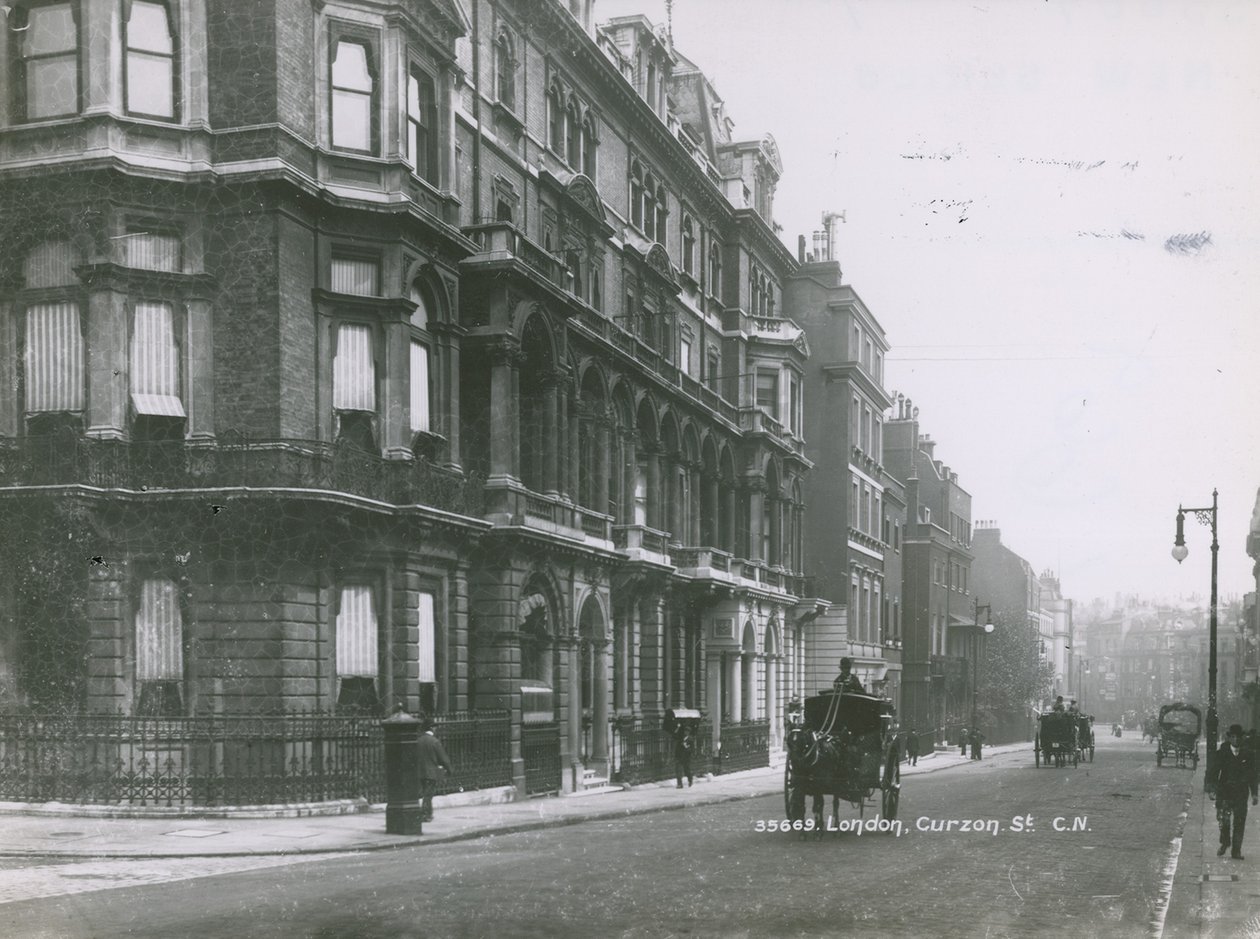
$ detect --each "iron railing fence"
[432,711,513,796]
[715,719,770,774]
[0,709,510,809]
[521,722,562,796]
[611,720,714,784]
[0,432,484,516]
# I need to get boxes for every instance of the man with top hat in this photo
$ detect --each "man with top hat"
[833,657,864,695]
[1209,724,1259,860]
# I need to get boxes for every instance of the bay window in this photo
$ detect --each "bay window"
[331,38,375,152]
[124,0,176,119]
[14,1,80,121]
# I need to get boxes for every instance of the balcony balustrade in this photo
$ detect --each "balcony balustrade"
[613,524,671,560]
[464,221,570,291]
[0,432,484,516]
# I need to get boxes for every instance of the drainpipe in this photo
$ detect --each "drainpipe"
[471,0,482,221]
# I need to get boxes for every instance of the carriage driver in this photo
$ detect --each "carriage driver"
[833,657,865,694]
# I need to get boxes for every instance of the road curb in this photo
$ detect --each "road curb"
[0,786,784,860]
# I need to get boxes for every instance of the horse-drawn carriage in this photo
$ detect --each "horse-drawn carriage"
[1155,703,1201,769]
[1035,710,1079,767]
[1077,714,1096,762]
[783,690,900,833]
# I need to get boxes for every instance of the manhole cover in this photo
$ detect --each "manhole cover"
[164,828,227,839]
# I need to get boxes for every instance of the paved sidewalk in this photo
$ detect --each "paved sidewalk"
[1162,784,1260,939]
[0,741,1020,860]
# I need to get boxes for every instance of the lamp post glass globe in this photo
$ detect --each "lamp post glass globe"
[1171,543,1189,564]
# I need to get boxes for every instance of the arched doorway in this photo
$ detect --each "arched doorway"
[519,589,562,795]
[575,593,609,770]
[741,621,758,721]
[765,620,782,747]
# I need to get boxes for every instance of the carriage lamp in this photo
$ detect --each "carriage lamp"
[1169,490,1219,789]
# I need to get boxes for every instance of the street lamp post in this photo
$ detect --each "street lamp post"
[972,601,995,733]
[1172,489,1218,787]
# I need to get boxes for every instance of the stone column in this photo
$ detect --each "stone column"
[729,653,743,723]
[565,635,581,767]
[380,308,412,460]
[185,295,215,440]
[639,595,663,718]
[595,415,610,517]
[487,341,520,483]
[646,446,661,531]
[542,372,560,496]
[430,322,464,467]
[82,271,128,440]
[592,638,610,761]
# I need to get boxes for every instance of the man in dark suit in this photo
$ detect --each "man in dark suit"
[1209,724,1259,860]
[417,717,452,824]
[833,657,864,694]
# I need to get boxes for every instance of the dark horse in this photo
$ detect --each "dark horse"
[785,724,865,833]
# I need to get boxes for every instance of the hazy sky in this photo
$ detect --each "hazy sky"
[597,0,1260,606]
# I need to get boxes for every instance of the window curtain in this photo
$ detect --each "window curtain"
[130,301,184,416]
[24,302,84,412]
[333,323,375,411]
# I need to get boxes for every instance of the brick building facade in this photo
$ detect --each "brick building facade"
[0,0,818,794]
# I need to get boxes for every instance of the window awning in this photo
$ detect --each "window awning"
[132,393,186,417]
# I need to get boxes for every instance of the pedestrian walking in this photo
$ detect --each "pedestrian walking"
[970,728,984,760]
[906,729,920,766]
[1209,724,1258,860]
[959,727,968,758]
[673,722,694,788]
[417,717,452,823]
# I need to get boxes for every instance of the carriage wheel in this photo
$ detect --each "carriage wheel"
[881,753,901,821]
[1034,735,1041,767]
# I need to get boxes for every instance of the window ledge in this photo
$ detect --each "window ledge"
[491,101,524,139]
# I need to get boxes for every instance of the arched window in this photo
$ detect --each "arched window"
[643,172,657,241]
[495,30,515,109]
[125,0,176,119]
[331,40,375,152]
[581,113,598,179]
[565,98,580,167]
[709,243,723,302]
[548,82,564,153]
[655,185,668,246]
[565,249,582,299]
[681,215,695,276]
[630,161,644,230]
[590,265,602,312]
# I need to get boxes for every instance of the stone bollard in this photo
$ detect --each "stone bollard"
[381,708,423,835]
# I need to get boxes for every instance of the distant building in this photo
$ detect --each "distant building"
[883,407,974,742]
[785,247,892,698]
